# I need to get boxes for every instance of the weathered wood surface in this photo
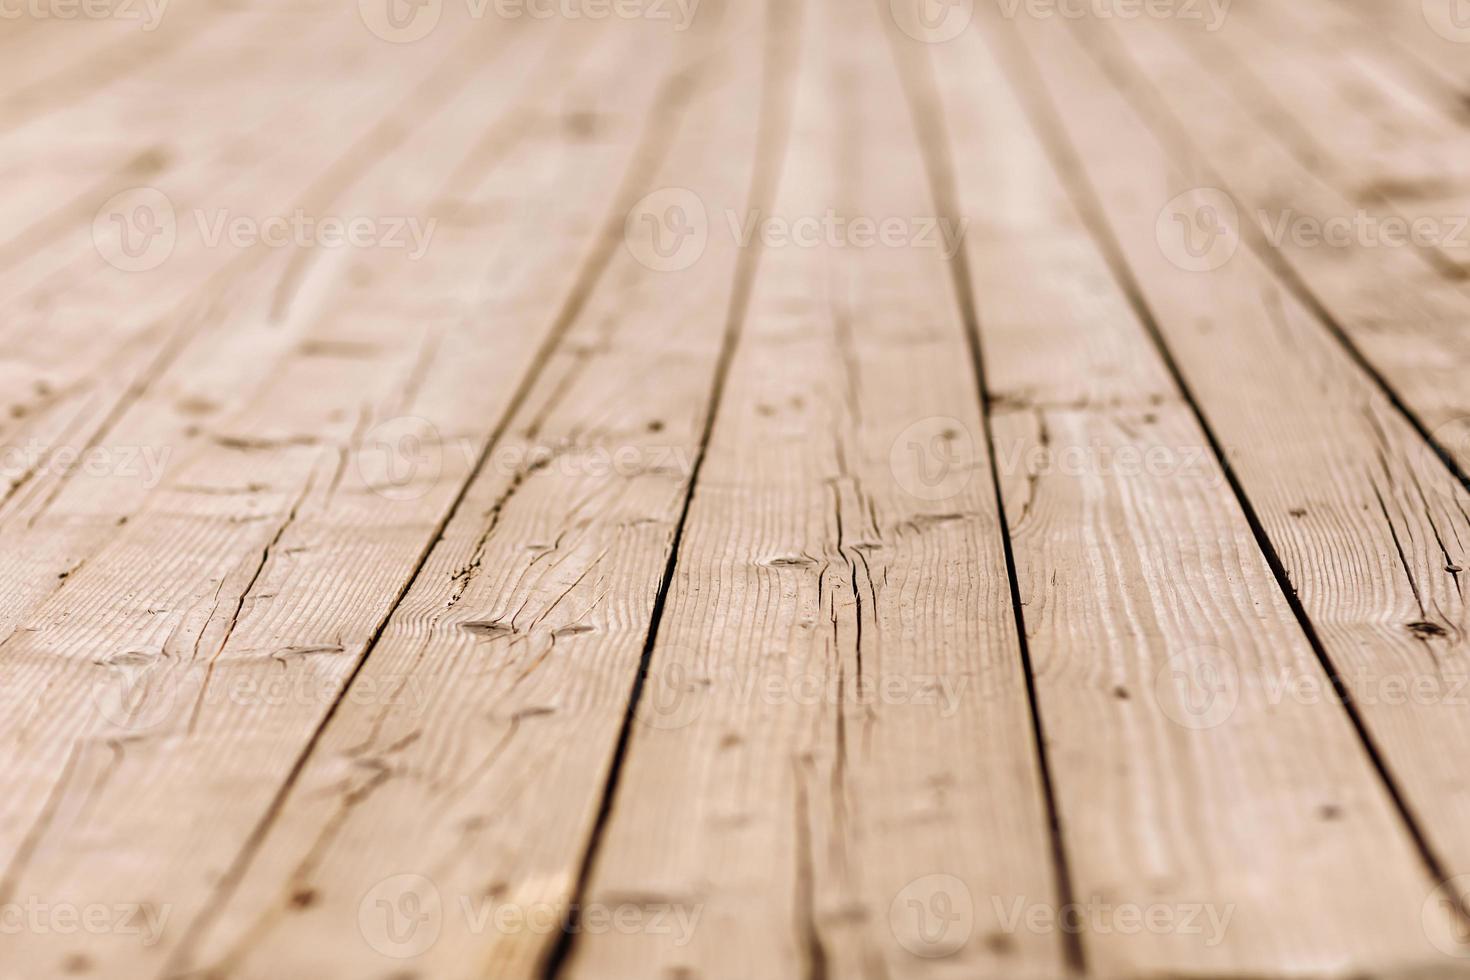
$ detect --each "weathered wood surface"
[3,2,1470,978]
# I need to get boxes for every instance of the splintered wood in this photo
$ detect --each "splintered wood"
[3,1,1470,978]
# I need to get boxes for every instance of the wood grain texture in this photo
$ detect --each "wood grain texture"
[5,3,1470,978]
[563,3,1062,978]
[996,3,1470,952]
[943,14,1459,976]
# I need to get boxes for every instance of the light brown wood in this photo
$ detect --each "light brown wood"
[6,4,1470,979]
[941,14,1458,976]
[564,3,1062,978]
[997,0,1470,944]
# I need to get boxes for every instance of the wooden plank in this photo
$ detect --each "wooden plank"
[932,14,1463,977]
[995,6,1470,956]
[562,5,1063,979]
[152,7,788,979]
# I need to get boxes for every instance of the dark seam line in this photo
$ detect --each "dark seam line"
[539,0,803,975]
[881,16,1087,977]
[162,39,714,978]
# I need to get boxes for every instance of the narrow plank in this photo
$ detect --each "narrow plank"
[998,5,1470,947]
[938,15,1459,976]
[163,6,789,978]
[563,4,1063,978]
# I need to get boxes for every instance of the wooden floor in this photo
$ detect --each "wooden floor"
[6,0,1470,977]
